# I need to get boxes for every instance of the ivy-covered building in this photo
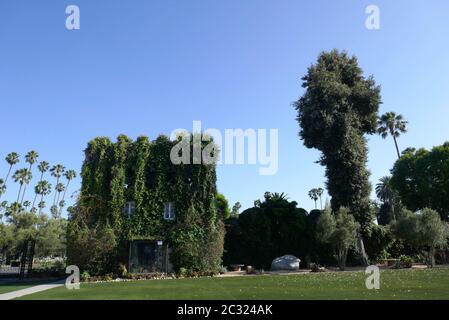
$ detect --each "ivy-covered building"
[67,134,224,275]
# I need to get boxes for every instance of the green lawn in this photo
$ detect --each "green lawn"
[0,280,51,294]
[18,268,449,300]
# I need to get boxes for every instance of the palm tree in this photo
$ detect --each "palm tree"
[12,168,32,203]
[308,188,319,209]
[21,151,39,204]
[4,152,20,183]
[59,169,76,215]
[50,164,65,206]
[35,180,52,215]
[375,176,400,223]
[0,201,7,213]
[32,161,49,210]
[23,200,31,211]
[55,183,65,209]
[375,176,395,203]
[1,152,20,200]
[0,179,6,198]
[316,187,324,209]
[377,112,408,159]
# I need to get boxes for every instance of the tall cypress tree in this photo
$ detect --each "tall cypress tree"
[295,50,381,236]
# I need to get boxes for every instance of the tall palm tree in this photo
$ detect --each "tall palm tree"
[36,180,52,215]
[55,182,65,210]
[50,164,65,206]
[12,168,32,203]
[1,152,20,200]
[59,169,76,215]
[375,176,400,223]
[375,176,395,203]
[0,201,7,213]
[32,161,49,210]
[0,179,6,198]
[21,151,39,204]
[308,188,319,209]
[4,152,20,183]
[316,187,324,210]
[377,112,408,159]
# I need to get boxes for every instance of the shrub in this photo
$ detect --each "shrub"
[309,263,323,273]
[118,263,127,277]
[396,255,413,269]
[81,271,91,282]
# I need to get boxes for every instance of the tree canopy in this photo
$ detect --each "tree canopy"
[391,142,449,221]
[295,49,381,234]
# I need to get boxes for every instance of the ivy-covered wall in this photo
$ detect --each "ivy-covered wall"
[67,134,223,274]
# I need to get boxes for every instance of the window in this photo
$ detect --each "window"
[163,202,175,220]
[123,202,135,218]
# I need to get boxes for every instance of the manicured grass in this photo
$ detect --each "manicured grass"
[0,280,51,294]
[18,268,449,300]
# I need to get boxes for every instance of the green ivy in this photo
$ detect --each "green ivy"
[68,134,224,274]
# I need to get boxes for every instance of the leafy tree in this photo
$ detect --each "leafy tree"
[295,50,381,235]
[377,112,407,159]
[393,208,449,267]
[391,143,449,221]
[316,207,360,270]
[36,217,68,257]
[215,193,230,220]
[231,202,241,217]
[224,192,311,269]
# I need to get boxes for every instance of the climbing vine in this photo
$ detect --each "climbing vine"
[68,134,223,274]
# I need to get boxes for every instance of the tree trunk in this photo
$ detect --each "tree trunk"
[393,136,401,159]
[357,237,369,266]
[430,247,436,268]
[17,184,23,203]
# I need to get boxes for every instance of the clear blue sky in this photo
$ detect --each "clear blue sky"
[1,0,448,214]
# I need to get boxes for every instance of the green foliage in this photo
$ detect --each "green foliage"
[223,192,311,269]
[392,208,449,267]
[66,198,118,275]
[215,193,231,220]
[36,218,67,257]
[391,143,449,221]
[295,50,381,235]
[363,224,394,263]
[396,255,413,269]
[69,134,223,275]
[316,207,360,270]
[231,202,241,217]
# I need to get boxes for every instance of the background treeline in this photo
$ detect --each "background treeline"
[0,151,74,264]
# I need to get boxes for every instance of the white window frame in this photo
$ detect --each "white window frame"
[123,201,135,218]
[163,202,175,220]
